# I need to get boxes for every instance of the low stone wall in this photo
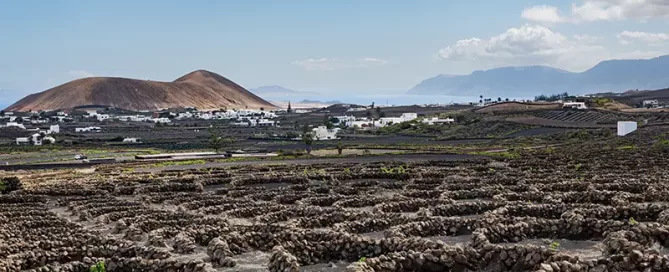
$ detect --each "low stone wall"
[268,246,300,272]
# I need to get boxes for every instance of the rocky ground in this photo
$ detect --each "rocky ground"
[2,127,669,272]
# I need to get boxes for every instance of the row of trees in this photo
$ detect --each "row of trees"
[478,95,510,104]
[534,92,571,102]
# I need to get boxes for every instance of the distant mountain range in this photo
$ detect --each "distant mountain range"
[271,100,341,109]
[298,99,342,104]
[408,55,669,97]
[250,85,300,96]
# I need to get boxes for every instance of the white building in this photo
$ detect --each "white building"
[153,117,171,124]
[49,125,60,134]
[30,119,48,124]
[75,126,102,132]
[312,126,340,140]
[123,137,141,143]
[96,114,111,121]
[378,113,418,127]
[563,102,587,110]
[15,137,29,145]
[346,107,367,112]
[176,112,195,120]
[117,115,151,122]
[4,122,26,130]
[617,121,637,136]
[332,116,356,127]
[256,119,277,127]
[422,117,455,125]
[642,100,659,108]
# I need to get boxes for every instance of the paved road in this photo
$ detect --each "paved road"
[137,153,485,173]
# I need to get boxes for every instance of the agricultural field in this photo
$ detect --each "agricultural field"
[2,125,669,272]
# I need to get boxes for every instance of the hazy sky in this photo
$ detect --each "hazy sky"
[1,0,669,105]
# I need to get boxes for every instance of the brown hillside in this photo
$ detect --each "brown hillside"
[5,70,276,112]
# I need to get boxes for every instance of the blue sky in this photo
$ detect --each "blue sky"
[1,0,668,105]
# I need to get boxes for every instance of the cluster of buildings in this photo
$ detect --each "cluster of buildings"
[640,100,666,109]
[307,112,456,140]
[14,125,60,146]
[330,113,454,130]
[175,109,280,127]
[0,111,73,125]
[84,109,281,127]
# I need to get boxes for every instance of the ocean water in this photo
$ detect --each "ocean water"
[262,92,531,106]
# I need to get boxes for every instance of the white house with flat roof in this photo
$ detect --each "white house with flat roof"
[312,126,340,140]
[378,113,418,127]
[422,117,455,125]
[563,102,587,110]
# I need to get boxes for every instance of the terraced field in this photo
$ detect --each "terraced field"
[532,110,623,124]
[2,128,669,272]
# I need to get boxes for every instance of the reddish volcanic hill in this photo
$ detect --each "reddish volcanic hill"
[5,70,276,112]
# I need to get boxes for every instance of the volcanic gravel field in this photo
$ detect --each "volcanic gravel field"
[3,130,669,272]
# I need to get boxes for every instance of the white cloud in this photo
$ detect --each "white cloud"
[292,57,388,70]
[359,57,388,66]
[521,5,566,23]
[68,70,95,79]
[572,0,669,22]
[437,25,579,62]
[522,1,669,23]
[617,31,669,45]
[436,24,666,71]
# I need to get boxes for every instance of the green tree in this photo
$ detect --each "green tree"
[324,115,334,129]
[455,115,466,124]
[337,141,343,155]
[208,127,233,153]
[303,132,314,154]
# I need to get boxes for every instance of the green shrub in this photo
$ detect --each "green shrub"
[90,261,106,272]
[549,241,560,251]
[629,217,639,225]
[0,177,22,194]
[616,145,636,150]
